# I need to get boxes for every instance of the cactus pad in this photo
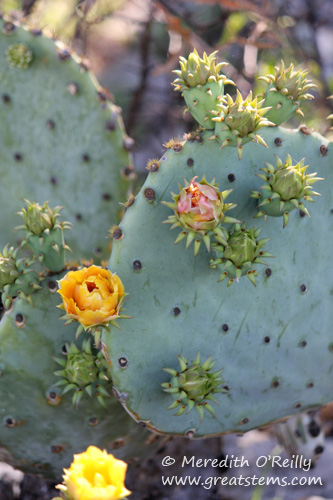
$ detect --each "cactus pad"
[103,123,332,438]
[0,18,132,261]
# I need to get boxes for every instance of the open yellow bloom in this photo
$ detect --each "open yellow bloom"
[57,266,125,328]
[56,446,131,500]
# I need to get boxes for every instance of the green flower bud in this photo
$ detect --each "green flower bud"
[161,352,226,422]
[7,43,33,69]
[54,339,112,408]
[18,200,61,235]
[251,154,323,227]
[173,49,229,90]
[0,245,19,288]
[210,224,274,287]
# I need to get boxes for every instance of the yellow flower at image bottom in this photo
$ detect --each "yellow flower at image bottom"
[57,446,131,500]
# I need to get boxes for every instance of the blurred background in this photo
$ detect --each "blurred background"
[0,0,333,498]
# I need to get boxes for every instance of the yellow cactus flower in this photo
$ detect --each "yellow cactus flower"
[57,266,125,328]
[56,446,131,500]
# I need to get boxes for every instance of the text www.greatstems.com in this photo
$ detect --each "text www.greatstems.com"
[161,474,323,490]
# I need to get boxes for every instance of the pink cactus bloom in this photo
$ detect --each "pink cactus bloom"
[177,177,222,230]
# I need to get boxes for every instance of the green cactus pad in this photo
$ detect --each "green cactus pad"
[0,273,160,479]
[104,125,332,438]
[0,18,132,262]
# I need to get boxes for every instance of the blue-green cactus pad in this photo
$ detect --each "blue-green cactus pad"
[104,126,333,438]
[0,19,132,261]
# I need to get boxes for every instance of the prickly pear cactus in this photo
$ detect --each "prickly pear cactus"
[0,206,160,479]
[0,17,134,261]
[102,52,333,438]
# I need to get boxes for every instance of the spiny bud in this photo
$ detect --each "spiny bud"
[7,43,33,69]
[212,90,273,159]
[172,49,235,129]
[17,200,61,235]
[210,224,274,287]
[162,176,238,255]
[260,61,315,103]
[258,61,316,125]
[161,351,226,422]
[0,245,19,288]
[173,49,230,90]
[54,339,112,408]
[251,154,323,227]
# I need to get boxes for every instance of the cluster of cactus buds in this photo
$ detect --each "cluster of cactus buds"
[163,175,273,286]
[0,200,74,308]
[163,50,322,288]
[251,154,322,227]
[161,352,226,422]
